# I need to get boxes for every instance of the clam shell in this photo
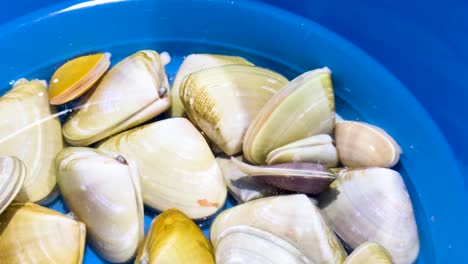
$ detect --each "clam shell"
[170,54,253,117]
[62,50,170,146]
[266,134,338,167]
[0,156,26,214]
[216,156,280,203]
[56,147,144,263]
[0,203,85,263]
[0,79,63,203]
[344,242,394,264]
[135,209,215,264]
[180,64,288,155]
[99,118,227,219]
[48,52,111,105]
[319,168,419,264]
[210,194,347,263]
[231,158,335,194]
[243,67,335,164]
[215,225,313,264]
[335,121,401,168]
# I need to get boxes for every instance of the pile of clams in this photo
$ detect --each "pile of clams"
[0,50,419,263]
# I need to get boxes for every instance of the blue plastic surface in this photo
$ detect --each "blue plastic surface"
[0,0,467,263]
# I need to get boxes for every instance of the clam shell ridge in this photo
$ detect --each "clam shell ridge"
[135,209,215,264]
[180,64,288,155]
[0,79,63,203]
[56,147,144,263]
[210,194,347,263]
[170,53,254,117]
[63,50,170,146]
[335,121,401,168]
[243,67,335,164]
[0,156,26,214]
[344,242,394,264]
[319,168,419,264]
[99,117,227,219]
[0,203,86,263]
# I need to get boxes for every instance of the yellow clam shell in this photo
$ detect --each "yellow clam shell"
[0,203,86,263]
[135,209,215,264]
[0,79,63,203]
[344,242,394,264]
[49,52,111,105]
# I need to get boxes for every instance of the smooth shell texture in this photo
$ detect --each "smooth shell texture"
[344,242,394,264]
[180,64,288,155]
[62,50,170,146]
[319,168,419,264]
[243,67,335,164]
[211,194,347,263]
[231,158,335,194]
[56,147,144,263]
[0,156,26,214]
[0,203,86,263]
[266,134,338,167]
[335,121,401,168]
[170,54,253,117]
[215,225,313,264]
[135,209,215,264]
[216,156,280,203]
[48,52,111,105]
[99,118,227,219]
[0,79,63,202]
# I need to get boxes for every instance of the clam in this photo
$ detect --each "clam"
[135,209,215,264]
[99,117,227,219]
[335,121,401,168]
[170,53,254,117]
[56,147,144,263]
[344,242,394,264]
[62,50,171,146]
[0,79,63,203]
[0,156,26,214]
[231,158,335,194]
[49,52,111,105]
[0,203,85,263]
[210,194,347,263]
[266,134,338,167]
[215,225,313,264]
[243,67,335,164]
[319,168,419,264]
[216,156,280,203]
[180,64,288,155]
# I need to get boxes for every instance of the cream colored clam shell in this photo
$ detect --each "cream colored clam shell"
[211,194,347,263]
[0,79,63,203]
[0,203,86,263]
[63,50,171,146]
[181,65,288,155]
[319,168,419,264]
[335,121,401,168]
[99,118,227,219]
[266,134,338,167]
[243,67,335,164]
[344,242,394,264]
[170,54,254,117]
[56,147,144,263]
[0,156,26,214]
[215,225,314,264]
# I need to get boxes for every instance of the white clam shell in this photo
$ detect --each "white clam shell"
[319,168,419,264]
[99,118,227,219]
[56,148,144,263]
[211,194,347,263]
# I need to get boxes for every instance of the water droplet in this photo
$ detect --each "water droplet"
[430,215,435,222]
[52,78,60,83]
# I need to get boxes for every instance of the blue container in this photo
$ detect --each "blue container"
[0,0,467,263]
